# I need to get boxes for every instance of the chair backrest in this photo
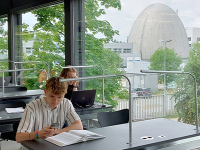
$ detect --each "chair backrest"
[97,109,129,127]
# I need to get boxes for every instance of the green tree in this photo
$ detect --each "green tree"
[0,18,8,54]
[149,47,182,84]
[0,18,9,76]
[85,34,125,106]
[21,0,128,107]
[173,42,200,124]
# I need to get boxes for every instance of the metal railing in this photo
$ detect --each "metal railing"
[59,74,133,144]
[0,69,48,97]
[115,94,177,120]
[0,60,14,90]
[141,70,198,131]
[14,61,50,84]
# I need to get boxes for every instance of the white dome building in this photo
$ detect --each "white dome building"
[128,3,189,60]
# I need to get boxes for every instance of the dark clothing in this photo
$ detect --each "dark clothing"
[65,85,79,100]
[64,85,78,128]
[65,85,73,100]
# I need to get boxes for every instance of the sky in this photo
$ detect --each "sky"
[97,0,200,42]
[21,0,200,43]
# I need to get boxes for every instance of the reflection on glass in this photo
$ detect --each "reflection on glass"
[0,17,9,77]
[19,4,65,89]
[84,0,200,124]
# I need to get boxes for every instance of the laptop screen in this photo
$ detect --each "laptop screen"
[0,76,11,86]
[71,89,96,108]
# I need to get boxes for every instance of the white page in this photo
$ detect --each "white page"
[45,132,81,147]
[69,130,105,140]
[5,107,24,113]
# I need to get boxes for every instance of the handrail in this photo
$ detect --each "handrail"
[60,74,133,144]
[0,60,14,94]
[140,70,198,131]
[62,65,105,105]
[14,61,50,84]
[0,69,48,97]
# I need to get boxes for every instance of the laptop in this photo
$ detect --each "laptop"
[71,89,96,108]
[0,76,11,86]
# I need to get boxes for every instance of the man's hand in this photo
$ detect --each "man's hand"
[38,127,58,139]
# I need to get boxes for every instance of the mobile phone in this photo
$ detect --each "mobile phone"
[50,123,59,129]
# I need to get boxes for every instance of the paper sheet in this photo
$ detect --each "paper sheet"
[5,107,24,113]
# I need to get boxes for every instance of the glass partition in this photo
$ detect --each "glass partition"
[0,17,9,77]
[84,0,200,124]
[18,4,65,89]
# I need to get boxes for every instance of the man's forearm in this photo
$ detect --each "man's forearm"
[16,131,37,143]
[59,120,83,133]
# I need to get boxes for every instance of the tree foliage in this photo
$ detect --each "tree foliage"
[0,18,8,54]
[19,0,127,107]
[0,18,9,77]
[149,47,182,84]
[173,42,200,124]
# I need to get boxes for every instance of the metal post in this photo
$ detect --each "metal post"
[60,74,133,144]
[159,40,172,117]
[163,41,166,117]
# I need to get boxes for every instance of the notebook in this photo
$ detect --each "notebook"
[71,89,96,108]
[0,76,11,86]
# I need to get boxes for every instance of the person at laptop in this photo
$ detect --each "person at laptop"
[60,65,79,100]
[16,76,83,143]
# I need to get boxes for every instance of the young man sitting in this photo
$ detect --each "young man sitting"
[16,76,83,143]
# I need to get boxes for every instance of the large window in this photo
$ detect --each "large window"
[0,18,8,60]
[1,0,200,119]
[0,17,9,77]
[113,48,122,53]
[123,49,131,53]
[84,0,200,112]
[18,4,65,89]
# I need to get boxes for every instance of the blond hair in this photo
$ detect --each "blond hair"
[60,65,79,86]
[60,65,78,78]
[46,76,68,94]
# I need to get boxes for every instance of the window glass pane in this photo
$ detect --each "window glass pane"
[85,1,127,107]
[113,48,121,53]
[0,17,9,77]
[19,4,65,89]
[123,49,131,53]
[84,0,199,113]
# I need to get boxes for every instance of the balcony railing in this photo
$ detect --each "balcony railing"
[115,94,177,121]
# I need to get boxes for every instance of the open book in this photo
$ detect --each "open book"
[45,130,105,147]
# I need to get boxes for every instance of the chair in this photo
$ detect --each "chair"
[97,109,129,127]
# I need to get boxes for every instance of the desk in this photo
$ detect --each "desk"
[0,89,44,100]
[21,118,200,150]
[0,103,112,127]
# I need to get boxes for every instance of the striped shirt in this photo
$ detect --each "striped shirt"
[17,95,80,133]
